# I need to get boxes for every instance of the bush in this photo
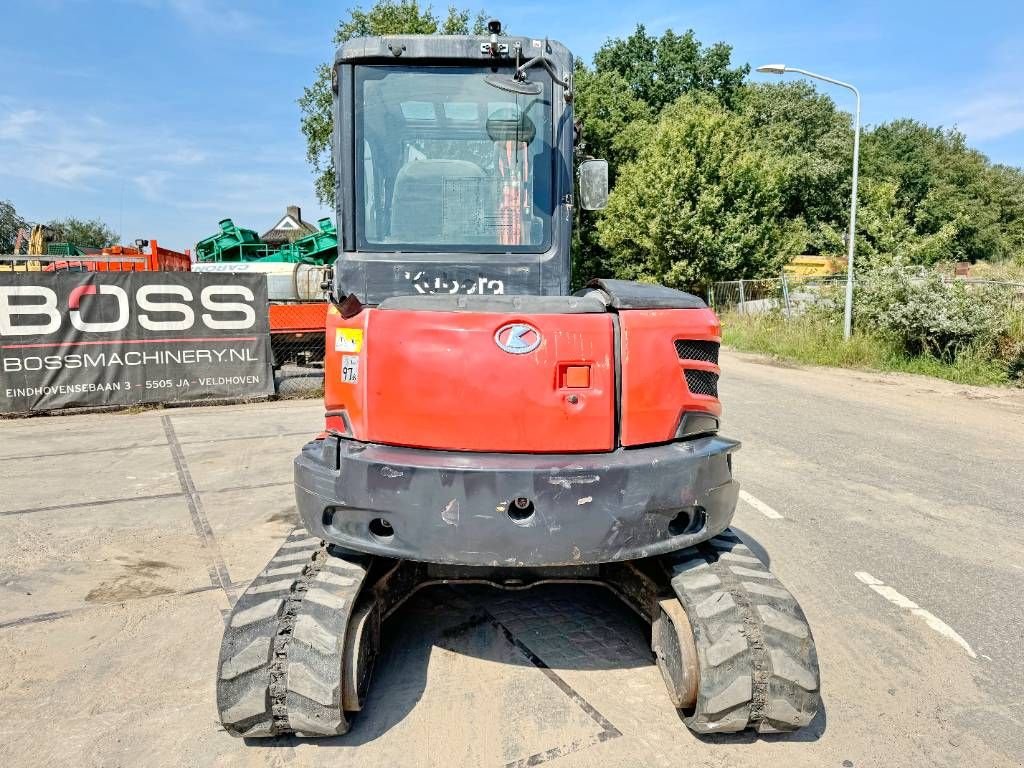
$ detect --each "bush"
[723,310,1011,387]
[999,338,1024,382]
[855,264,1008,360]
[596,94,800,288]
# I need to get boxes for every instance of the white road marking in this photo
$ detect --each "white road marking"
[854,571,977,658]
[739,490,784,519]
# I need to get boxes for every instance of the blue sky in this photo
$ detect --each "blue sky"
[2,0,1023,251]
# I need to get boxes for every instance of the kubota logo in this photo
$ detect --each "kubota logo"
[494,322,541,354]
[0,283,257,337]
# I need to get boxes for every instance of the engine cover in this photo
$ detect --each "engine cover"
[323,284,722,453]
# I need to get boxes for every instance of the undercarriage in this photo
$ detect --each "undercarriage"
[216,527,820,738]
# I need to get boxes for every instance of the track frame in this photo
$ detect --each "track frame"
[217,528,819,738]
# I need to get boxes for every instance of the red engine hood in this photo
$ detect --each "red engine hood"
[325,306,616,453]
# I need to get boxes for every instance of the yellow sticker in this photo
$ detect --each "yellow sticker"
[335,327,363,353]
[327,304,340,316]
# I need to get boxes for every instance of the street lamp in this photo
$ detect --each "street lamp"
[756,64,861,340]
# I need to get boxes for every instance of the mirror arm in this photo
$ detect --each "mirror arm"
[515,45,572,101]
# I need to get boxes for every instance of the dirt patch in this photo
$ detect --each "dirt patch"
[124,559,178,576]
[267,508,300,525]
[85,558,181,603]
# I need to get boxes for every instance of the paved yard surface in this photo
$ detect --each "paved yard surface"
[1,350,1022,767]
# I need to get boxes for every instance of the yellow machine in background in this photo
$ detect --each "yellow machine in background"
[27,225,47,256]
[0,225,46,271]
[785,254,846,277]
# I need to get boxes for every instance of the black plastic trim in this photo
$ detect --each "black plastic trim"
[294,435,740,567]
[674,339,720,364]
[684,369,719,398]
[586,278,707,310]
[325,408,355,438]
[674,411,720,439]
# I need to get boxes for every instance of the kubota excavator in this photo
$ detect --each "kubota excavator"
[216,23,820,738]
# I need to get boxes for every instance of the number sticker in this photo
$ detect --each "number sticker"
[341,355,359,383]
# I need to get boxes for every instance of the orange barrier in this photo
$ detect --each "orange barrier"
[40,240,191,272]
[269,302,328,333]
[268,302,329,367]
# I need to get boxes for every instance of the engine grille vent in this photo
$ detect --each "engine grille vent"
[684,369,719,398]
[674,339,720,364]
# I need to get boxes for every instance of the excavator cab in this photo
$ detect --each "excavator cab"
[331,31,578,301]
[216,25,820,742]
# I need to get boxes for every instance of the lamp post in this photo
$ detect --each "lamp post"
[757,64,860,340]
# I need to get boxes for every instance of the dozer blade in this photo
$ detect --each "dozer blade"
[660,530,820,734]
[216,529,377,738]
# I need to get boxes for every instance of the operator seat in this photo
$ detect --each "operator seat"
[389,159,485,243]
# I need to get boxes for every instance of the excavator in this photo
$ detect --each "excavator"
[216,23,820,739]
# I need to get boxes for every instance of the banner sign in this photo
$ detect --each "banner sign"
[0,272,274,413]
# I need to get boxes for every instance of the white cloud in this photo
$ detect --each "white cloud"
[0,100,328,248]
[133,171,173,202]
[37,157,106,187]
[0,109,42,140]
[954,93,1024,143]
[160,147,206,166]
[0,106,207,190]
[164,0,257,32]
[0,117,109,188]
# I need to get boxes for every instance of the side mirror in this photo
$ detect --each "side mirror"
[578,159,609,210]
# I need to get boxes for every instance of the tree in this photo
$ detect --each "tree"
[573,68,652,171]
[591,25,748,112]
[46,217,118,248]
[850,179,957,270]
[861,120,1024,263]
[597,95,800,288]
[1,200,27,253]
[571,68,654,286]
[737,81,853,249]
[572,26,750,285]
[298,1,488,205]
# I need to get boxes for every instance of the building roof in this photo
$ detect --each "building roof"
[261,205,318,246]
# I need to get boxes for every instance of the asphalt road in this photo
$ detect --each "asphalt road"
[0,350,1021,767]
[717,350,1024,766]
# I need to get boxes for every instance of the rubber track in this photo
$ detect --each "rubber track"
[216,528,371,737]
[666,529,820,733]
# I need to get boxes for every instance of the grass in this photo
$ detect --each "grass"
[721,311,1013,387]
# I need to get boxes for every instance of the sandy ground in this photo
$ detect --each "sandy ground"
[0,351,1021,767]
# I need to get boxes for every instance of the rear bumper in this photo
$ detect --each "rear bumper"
[294,436,740,567]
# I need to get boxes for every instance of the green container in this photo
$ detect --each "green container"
[194,218,273,262]
[194,217,337,264]
[279,218,338,264]
[264,218,338,265]
[46,242,86,256]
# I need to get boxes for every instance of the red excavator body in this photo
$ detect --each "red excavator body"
[291,33,740,567]
[322,300,722,452]
[296,281,737,568]
[216,27,819,743]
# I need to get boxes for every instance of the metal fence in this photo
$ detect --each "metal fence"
[710,275,1024,316]
[709,275,847,316]
[268,300,328,369]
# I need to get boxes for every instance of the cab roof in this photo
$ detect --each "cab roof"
[334,35,572,70]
